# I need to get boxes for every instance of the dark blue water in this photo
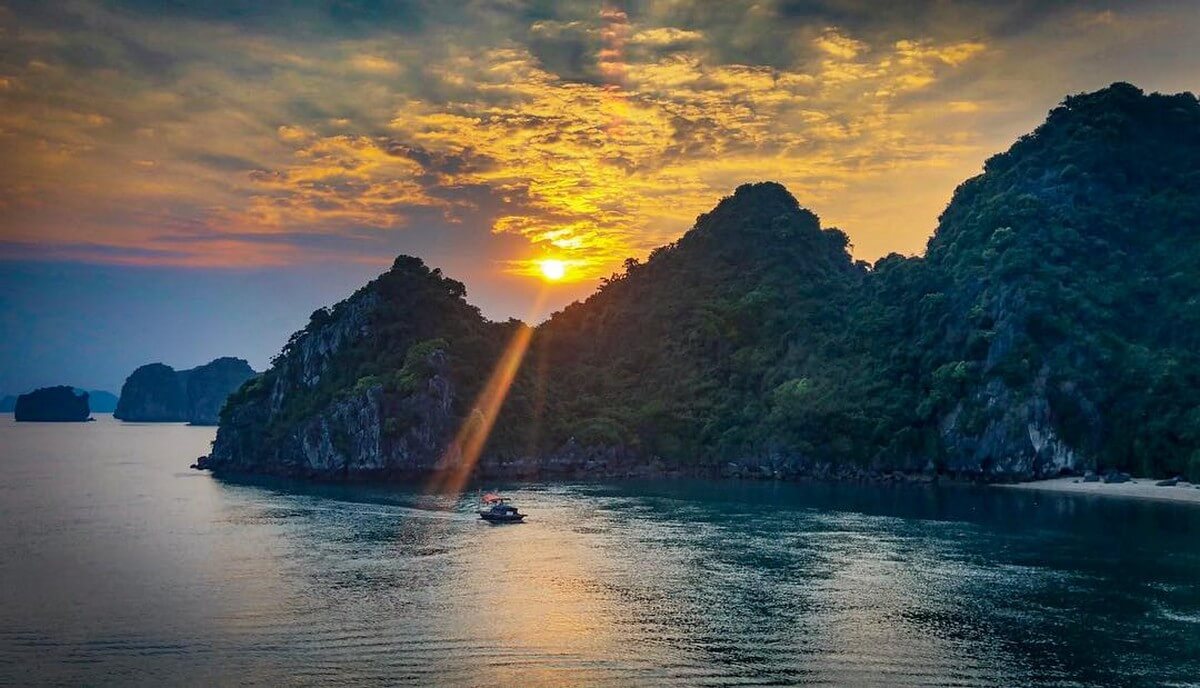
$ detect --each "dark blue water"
[2,415,1199,686]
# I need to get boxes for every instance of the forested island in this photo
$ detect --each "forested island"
[199,83,1200,483]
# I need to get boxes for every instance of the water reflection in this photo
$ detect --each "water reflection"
[2,418,1200,685]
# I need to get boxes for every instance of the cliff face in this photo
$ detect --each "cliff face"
[207,351,459,478]
[200,257,502,477]
[203,83,1200,483]
[14,386,90,422]
[115,358,255,425]
[185,358,257,425]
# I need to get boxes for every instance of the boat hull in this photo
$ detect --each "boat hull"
[479,513,525,523]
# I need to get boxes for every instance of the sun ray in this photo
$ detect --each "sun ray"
[424,287,550,496]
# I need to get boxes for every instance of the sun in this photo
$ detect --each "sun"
[539,259,566,281]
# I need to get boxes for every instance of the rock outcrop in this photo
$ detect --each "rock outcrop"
[14,386,91,422]
[203,349,458,478]
[115,358,255,425]
[185,358,258,425]
[199,259,490,477]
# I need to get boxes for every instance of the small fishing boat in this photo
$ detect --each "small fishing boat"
[478,493,525,523]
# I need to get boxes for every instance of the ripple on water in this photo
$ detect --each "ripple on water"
[3,421,1200,686]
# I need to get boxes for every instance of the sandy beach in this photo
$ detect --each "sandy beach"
[998,476,1200,505]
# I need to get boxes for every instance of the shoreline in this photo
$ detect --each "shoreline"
[193,457,1200,505]
[997,476,1200,505]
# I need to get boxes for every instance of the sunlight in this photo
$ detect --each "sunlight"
[425,288,550,497]
[539,259,566,281]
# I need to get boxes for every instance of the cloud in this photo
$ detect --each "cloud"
[347,54,401,75]
[2,0,1199,294]
[628,27,704,49]
[814,28,866,59]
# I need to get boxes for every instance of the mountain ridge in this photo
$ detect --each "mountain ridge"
[200,83,1200,483]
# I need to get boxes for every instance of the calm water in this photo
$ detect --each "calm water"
[1,416,1199,686]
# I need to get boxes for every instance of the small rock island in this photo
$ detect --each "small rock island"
[115,357,255,425]
[14,386,92,422]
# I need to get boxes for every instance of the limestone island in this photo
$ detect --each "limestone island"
[14,386,92,422]
[115,357,255,425]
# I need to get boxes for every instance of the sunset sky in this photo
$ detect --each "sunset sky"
[2,0,1199,394]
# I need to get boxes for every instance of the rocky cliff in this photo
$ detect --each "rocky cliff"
[202,83,1200,483]
[14,386,91,422]
[200,258,505,477]
[186,358,259,425]
[115,358,255,425]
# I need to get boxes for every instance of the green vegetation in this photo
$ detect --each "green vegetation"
[214,83,1200,480]
[520,182,869,466]
[218,257,512,444]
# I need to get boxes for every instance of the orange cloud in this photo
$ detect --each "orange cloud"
[22,0,1189,297]
[347,54,401,75]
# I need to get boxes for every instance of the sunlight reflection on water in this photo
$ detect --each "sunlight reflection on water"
[2,416,1200,686]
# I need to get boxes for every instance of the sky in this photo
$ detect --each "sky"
[1,0,1199,394]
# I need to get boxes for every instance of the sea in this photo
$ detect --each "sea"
[1,414,1198,686]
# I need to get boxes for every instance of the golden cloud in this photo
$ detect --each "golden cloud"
[814,29,867,59]
[0,2,1006,279]
[347,54,402,75]
[628,27,705,48]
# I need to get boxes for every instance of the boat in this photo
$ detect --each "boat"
[478,493,526,523]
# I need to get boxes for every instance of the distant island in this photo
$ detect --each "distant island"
[14,386,92,422]
[3,388,115,416]
[115,357,255,425]
[199,83,1200,485]
[86,390,118,413]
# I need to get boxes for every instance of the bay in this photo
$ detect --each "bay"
[2,415,1198,686]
